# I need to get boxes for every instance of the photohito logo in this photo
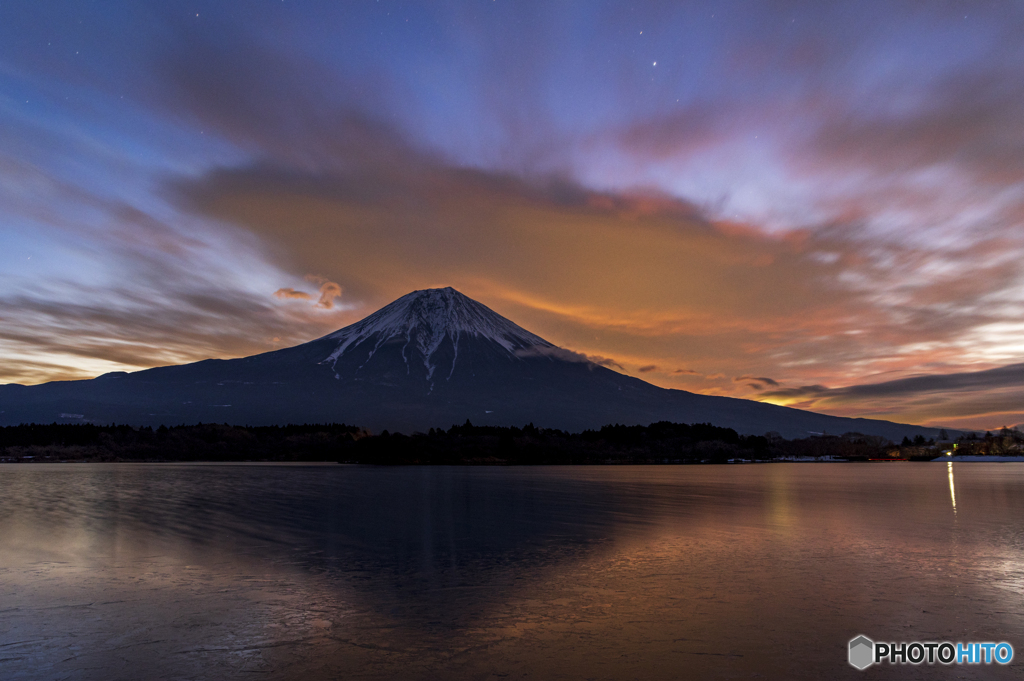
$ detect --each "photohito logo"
[848,635,1013,669]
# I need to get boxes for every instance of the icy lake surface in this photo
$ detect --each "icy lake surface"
[2,463,1023,680]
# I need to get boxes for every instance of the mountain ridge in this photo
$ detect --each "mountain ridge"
[0,287,951,441]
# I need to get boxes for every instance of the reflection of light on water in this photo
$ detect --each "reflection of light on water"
[948,461,957,514]
[767,468,794,532]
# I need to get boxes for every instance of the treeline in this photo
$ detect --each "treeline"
[348,421,774,464]
[0,422,367,462]
[341,422,926,464]
[0,420,924,464]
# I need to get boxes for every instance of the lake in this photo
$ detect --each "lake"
[1,463,1022,679]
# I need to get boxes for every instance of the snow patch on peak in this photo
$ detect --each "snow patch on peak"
[321,288,552,378]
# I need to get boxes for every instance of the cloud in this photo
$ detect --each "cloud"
[0,196,361,386]
[0,280,358,385]
[811,70,1024,188]
[637,365,658,373]
[274,278,344,308]
[761,384,830,400]
[733,375,780,387]
[758,364,1024,430]
[315,281,343,309]
[673,368,699,375]
[613,105,728,162]
[274,288,312,301]
[591,356,625,371]
[513,345,624,371]
[763,364,1024,401]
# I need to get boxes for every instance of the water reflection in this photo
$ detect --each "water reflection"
[948,461,957,514]
[766,465,795,532]
[2,463,1023,680]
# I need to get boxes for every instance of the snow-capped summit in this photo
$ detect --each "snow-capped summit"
[322,287,553,383]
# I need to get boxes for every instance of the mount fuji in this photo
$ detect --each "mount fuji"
[0,287,944,440]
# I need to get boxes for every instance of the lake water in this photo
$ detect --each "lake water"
[1,463,1023,680]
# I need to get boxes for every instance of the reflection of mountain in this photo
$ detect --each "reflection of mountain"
[7,462,1021,680]
[0,287,943,440]
[6,464,627,588]
[0,464,633,680]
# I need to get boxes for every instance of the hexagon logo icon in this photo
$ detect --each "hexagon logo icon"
[849,635,874,670]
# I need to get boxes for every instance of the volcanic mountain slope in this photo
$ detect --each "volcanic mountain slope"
[0,287,946,440]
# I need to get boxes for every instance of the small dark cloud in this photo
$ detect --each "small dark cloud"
[638,364,658,373]
[591,356,626,371]
[514,345,624,371]
[760,384,830,399]
[515,346,584,363]
[733,375,779,387]
[673,368,699,375]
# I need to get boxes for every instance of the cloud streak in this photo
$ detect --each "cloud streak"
[759,364,1024,430]
[734,375,780,387]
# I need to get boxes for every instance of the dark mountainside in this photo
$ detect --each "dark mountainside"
[0,287,949,441]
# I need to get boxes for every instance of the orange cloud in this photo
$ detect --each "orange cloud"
[274,278,344,309]
[315,281,343,309]
[274,287,312,300]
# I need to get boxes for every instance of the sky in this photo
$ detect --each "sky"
[1,0,1023,431]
